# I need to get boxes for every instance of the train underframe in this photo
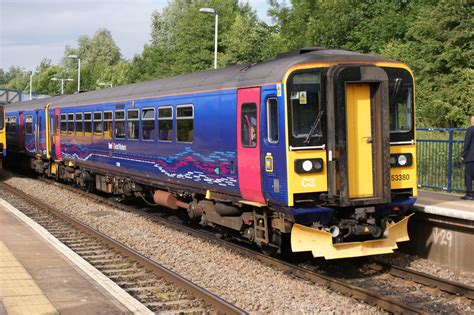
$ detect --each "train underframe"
[16,155,412,259]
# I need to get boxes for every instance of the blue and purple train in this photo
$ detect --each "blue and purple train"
[5,48,418,259]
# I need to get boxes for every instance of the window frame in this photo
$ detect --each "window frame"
[266,97,279,144]
[114,110,125,139]
[93,111,103,136]
[25,115,33,135]
[127,108,139,140]
[176,104,194,144]
[67,113,74,134]
[60,114,67,133]
[75,112,83,135]
[84,112,92,135]
[103,111,113,138]
[141,107,155,142]
[158,106,174,142]
[6,116,17,134]
[240,102,257,148]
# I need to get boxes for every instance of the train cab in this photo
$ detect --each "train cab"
[0,104,5,167]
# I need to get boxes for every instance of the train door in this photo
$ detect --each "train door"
[326,65,391,207]
[19,112,25,152]
[345,84,373,198]
[35,110,41,155]
[237,88,265,204]
[53,108,61,160]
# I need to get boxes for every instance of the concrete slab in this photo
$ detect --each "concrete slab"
[415,190,474,220]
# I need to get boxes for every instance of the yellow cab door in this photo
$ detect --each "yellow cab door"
[345,84,374,198]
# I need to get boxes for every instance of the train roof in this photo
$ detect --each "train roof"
[6,48,397,112]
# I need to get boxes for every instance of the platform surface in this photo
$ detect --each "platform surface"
[414,190,474,220]
[0,201,133,314]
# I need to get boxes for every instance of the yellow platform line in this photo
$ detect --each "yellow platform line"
[0,241,58,315]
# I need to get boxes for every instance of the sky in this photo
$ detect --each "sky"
[0,0,271,71]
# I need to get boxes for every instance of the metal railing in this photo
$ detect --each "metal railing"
[416,128,467,192]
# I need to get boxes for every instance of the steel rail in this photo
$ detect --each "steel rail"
[0,181,245,315]
[371,261,474,299]
[29,177,428,314]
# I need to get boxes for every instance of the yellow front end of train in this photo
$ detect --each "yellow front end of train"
[285,63,417,259]
[0,105,6,168]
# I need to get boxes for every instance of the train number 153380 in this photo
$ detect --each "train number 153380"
[391,174,410,181]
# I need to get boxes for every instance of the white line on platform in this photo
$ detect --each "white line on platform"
[0,198,153,315]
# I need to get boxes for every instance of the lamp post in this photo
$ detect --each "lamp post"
[67,55,81,92]
[199,7,218,69]
[51,77,73,95]
[98,82,113,88]
[24,71,37,100]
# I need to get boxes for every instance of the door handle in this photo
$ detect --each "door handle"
[363,137,373,144]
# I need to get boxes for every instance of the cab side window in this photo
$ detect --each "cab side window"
[267,98,279,143]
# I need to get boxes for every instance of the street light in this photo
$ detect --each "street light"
[67,54,81,92]
[98,82,113,88]
[51,77,73,95]
[199,7,218,69]
[24,70,37,100]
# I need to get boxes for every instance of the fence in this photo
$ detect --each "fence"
[416,128,467,192]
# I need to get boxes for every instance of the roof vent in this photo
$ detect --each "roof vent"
[276,47,326,59]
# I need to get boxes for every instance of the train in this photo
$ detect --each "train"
[0,104,5,167]
[4,48,417,259]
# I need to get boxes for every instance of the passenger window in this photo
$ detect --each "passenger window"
[103,111,113,138]
[241,103,257,147]
[60,114,67,132]
[267,98,279,143]
[84,113,92,134]
[127,109,139,140]
[176,105,193,143]
[114,110,125,139]
[93,112,103,135]
[75,113,83,134]
[6,116,17,134]
[142,108,155,141]
[25,115,33,135]
[158,107,173,142]
[67,114,74,133]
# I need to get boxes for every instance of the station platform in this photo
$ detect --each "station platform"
[414,190,474,220]
[0,199,151,314]
[405,190,474,272]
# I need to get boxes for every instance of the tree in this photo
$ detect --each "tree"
[382,1,473,127]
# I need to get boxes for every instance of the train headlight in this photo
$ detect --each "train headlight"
[390,153,412,167]
[302,160,313,172]
[295,158,324,174]
[398,155,408,166]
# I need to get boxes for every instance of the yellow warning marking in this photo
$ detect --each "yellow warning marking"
[0,241,58,315]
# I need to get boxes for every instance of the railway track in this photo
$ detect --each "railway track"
[4,174,474,313]
[0,181,244,315]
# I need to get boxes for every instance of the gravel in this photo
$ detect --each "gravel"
[1,172,381,313]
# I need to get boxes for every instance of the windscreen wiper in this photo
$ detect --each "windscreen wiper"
[390,78,402,107]
[304,110,324,144]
